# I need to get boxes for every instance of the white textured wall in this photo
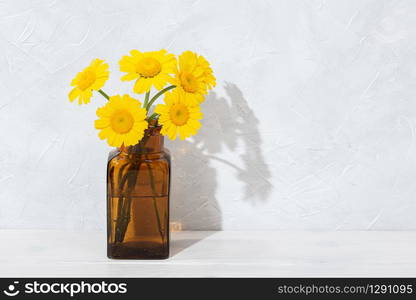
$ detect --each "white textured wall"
[1,0,416,230]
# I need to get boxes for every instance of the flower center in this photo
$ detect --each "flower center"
[169,103,189,126]
[179,72,199,93]
[78,69,96,91]
[136,57,162,78]
[110,110,134,134]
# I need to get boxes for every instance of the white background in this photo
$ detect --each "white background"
[1,0,416,231]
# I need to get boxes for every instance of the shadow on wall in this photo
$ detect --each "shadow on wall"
[167,82,272,230]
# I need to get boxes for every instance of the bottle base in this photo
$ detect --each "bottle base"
[107,241,169,260]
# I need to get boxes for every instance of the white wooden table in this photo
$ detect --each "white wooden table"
[0,230,414,277]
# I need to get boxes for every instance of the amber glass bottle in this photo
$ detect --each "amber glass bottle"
[107,126,170,259]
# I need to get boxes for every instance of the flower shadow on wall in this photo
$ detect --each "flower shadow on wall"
[167,82,272,237]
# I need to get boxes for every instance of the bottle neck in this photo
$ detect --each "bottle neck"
[119,126,164,154]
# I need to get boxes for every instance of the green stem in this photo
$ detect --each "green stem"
[143,91,150,109]
[98,89,110,100]
[114,163,131,243]
[148,113,159,121]
[118,165,139,243]
[145,160,165,244]
[113,135,151,244]
[146,85,176,111]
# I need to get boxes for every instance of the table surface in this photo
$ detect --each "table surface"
[0,230,414,277]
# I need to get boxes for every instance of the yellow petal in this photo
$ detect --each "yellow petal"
[121,73,140,81]
[133,78,152,93]
[68,88,80,102]
[95,118,109,129]
[179,126,190,140]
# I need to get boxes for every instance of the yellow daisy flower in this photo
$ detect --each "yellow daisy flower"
[119,49,176,94]
[171,51,215,105]
[95,94,148,147]
[197,54,216,90]
[69,59,109,104]
[155,90,203,141]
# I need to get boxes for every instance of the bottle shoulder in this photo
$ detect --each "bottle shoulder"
[107,149,120,163]
[107,149,170,166]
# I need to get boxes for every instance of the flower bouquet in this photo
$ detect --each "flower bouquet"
[68,50,215,259]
